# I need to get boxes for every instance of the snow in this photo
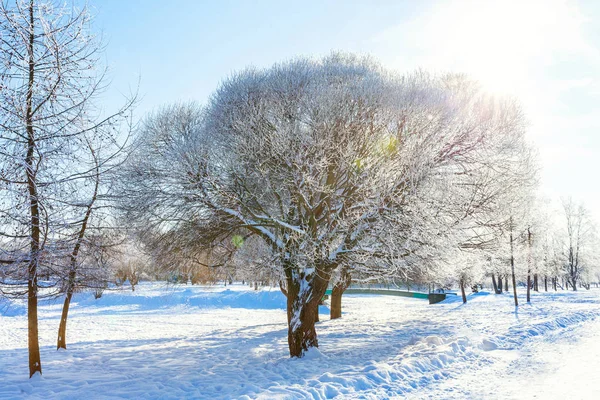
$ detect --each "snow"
[416,308,600,399]
[1,283,600,399]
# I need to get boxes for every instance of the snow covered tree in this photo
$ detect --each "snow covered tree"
[121,53,533,357]
[561,199,597,290]
[0,0,133,375]
[451,113,537,303]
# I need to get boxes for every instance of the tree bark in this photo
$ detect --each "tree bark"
[57,278,74,350]
[491,275,499,294]
[27,270,41,378]
[330,268,351,320]
[497,275,503,294]
[460,279,467,304]
[533,274,539,292]
[544,276,548,292]
[504,274,509,292]
[279,280,288,297]
[285,266,331,357]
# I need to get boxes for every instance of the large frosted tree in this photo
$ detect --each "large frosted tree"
[122,54,530,357]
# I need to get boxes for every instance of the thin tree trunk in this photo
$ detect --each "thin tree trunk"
[491,275,499,294]
[330,268,351,320]
[285,266,331,357]
[544,276,548,292]
[57,279,74,350]
[526,272,531,303]
[26,0,41,377]
[504,274,509,292]
[497,275,503,294]
[526,228,531,303]
[57,145,99,350]
[534,274,539,292]
[460,279,467,304]
[510,220,518,307]
[27,269,41,378]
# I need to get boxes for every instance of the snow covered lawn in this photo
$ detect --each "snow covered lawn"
[1,283,600,399]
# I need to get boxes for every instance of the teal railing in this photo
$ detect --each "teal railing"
[323,288,452,304]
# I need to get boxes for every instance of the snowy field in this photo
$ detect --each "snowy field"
[1,283,600,400]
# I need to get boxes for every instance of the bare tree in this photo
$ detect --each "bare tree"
[561,199,596,291]
[56,136,133,349]
[0,0,133,376]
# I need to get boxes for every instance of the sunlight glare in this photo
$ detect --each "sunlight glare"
[418,0,585,97]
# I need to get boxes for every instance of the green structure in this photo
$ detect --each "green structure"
[324,288,451,304]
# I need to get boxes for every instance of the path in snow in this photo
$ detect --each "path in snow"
[414,312,600,399]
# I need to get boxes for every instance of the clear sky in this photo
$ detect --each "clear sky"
[89,0,600,219]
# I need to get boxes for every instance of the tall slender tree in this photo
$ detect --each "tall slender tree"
[0,0,133,376]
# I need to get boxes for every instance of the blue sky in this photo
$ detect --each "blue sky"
[89,0,600,219]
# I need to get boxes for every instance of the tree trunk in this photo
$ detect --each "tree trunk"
[533,274,539,292]
[544,276,548,292]
[491,275,499,294]
[330,268,351,320]
[27,272,41,377]
[460,279,467,304]
[330,287,343,319]
[497,275,503,294]
[510,223,518,307]
[526,227,533,303]
[26,1,42,377]
[527,271,531,303]
[504,274,509,292]
[527,228,531,303]
[57,285,74,350]
[285,266,331,357]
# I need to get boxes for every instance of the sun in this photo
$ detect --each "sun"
[437,1,549,96]
[390,0,584,98]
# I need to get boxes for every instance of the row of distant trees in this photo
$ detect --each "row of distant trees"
[1,0,599,379]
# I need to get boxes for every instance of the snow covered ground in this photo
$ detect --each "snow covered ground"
[1,283,600,399]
